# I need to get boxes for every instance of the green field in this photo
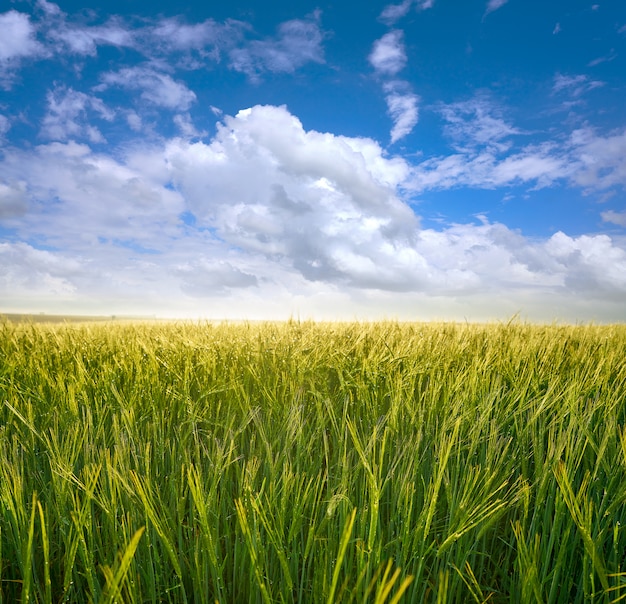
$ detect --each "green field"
[1,319,625,603]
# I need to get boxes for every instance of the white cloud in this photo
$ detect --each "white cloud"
[601,210,626,227]
[587,52,617,67]
[177,259,258,296]
[0,11,43,61]
[173,113,207,138]
[41,86,114,142]
[159,105,418,289]
[126,111,142,132]
[37,1,135,57]
[0,242,81,299]
[544,231,626,293]
[437,95,521,152]
[148,16,245,58]
[569,127,626,190]
[552,73,604,96]
[0,114,10,137]
[485,0,508,16]
[369,30,407,76]
[34,1,134,57]
[98,66,197,110]
[409,119,626,195]
[228,13,324,79]
[553,22,561,34]
[384,81,419,143]
[0,181,28,218]
[0,10,45,86]
[0,141,185,250]
[52,21,134,56]
[2,104,626,320]
[408,144,568,192]
[379,0,434,25]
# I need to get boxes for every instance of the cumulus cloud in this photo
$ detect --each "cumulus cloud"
[2,103,625,320]
[40,86,114,142]
[158,105,418,289]
[97,66,197,110]
[369,30,407,76]
[544,231,626,293]
[384,81,419,143]
[228,13,324,79]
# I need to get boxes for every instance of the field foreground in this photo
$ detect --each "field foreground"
[1,320,625,603]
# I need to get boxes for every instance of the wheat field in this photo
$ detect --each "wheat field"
[0,319,625,602]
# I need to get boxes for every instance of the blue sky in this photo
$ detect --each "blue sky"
[1,0,625,321]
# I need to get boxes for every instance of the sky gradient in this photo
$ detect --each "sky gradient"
[1,0,625,321]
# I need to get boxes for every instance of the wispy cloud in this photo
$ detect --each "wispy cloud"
[437,94,521,152]
[602,210,626,227]
[587,51,617,67]
[484,0,508,17]
[552,73,604,97]
[379,0,434,26]
[408,120,626,197]
[37,1,135,57]
[369,30,407,76]
[1,2,325,88]
[147,16,245,57]
[0,114,10,138]
[369,32,419,142]
[41,86,114,142]
[408,144,567,193]
[384,81,419,143]
[97,66,197,110]
[173,113,206,138]
[228,12,324,79]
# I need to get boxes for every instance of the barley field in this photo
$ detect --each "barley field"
[0,319,625,603]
